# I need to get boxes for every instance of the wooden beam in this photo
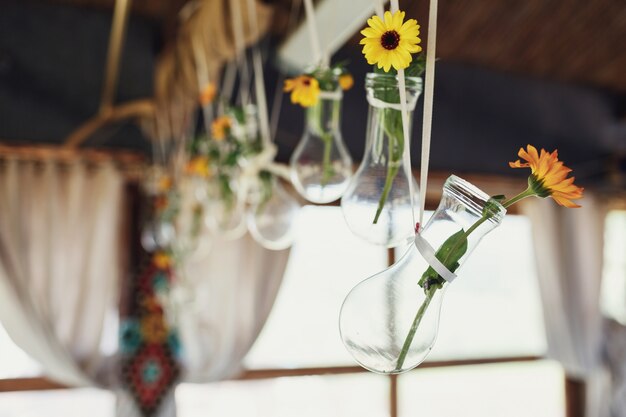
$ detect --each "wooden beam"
[63,99,154,148]
[99,0,133,114]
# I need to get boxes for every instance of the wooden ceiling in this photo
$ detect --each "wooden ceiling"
[407,0,626,93]
[39,0,626,93]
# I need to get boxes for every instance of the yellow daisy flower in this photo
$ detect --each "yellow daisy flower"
[339,74,354,91]
[199,82,216,106]
[186,156,210,178]
[211,116,232,141]
[284,75,320,107]
[510,145,584,208]
[360,10,422,72]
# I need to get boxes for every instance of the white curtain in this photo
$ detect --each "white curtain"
[521,194,611,417]
[0,158,123,387]
[0,156,291,416]
[174,235,290,382]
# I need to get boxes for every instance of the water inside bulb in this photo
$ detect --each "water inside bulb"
[341,73,422,247]
[290,96,352,203]
[339,244,446,374]
[341,162,419,248]
[247,174,300,250]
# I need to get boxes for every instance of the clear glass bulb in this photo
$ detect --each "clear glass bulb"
[174,178,213,257]
[247,174,300,250]
[290,95,353,203]
[341,73,422,247]
[205,199,247,240]
[340,176,506,373]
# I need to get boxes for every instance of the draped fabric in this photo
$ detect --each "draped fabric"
[521,194,614,417]
[175,235,290,382]
[0,158,123,387]
[0,157,291,416]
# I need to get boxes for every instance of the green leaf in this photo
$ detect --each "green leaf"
[405,53,426,78]
[418,229,468,291]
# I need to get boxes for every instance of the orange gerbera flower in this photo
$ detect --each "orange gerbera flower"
[509,145,584,208]
[284,75,320,107]
[211,116,232,141]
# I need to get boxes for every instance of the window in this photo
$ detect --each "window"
[181,206,559,417]
[0,205,561,417]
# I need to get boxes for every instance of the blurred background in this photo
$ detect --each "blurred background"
[0,0,625,416]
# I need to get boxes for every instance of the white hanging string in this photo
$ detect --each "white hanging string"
[418,0,438,227]
[191,34,215,133]
[230,0,251,106]
[389,0,416,230]
[374,0,385,19]
[221,61,238,110]
[245,0,271,146]
[303,0,328,67]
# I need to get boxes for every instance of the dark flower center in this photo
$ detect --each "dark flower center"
[381,30,400,50]
[302,78,311,86]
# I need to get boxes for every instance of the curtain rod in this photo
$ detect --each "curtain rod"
[0,144,145,180]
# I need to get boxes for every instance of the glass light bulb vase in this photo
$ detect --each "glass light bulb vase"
[247,171,300,250]
[341,73,423,247]
[290,91,353,204]
[339,175,506,374]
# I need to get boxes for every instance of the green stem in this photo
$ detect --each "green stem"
[502,187,535,209]
[395,287,435,371]
[373,110,404,224]
[393,187,537,371]
[321,133,333,186]
[374,163,399,223]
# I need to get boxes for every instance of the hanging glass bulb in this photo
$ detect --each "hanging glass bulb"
[339,176,506,373]
[341,73,423,247]
[205,172,248,240]
[247,171,300,250]
[173,177,213,257]
[290,91,353,203]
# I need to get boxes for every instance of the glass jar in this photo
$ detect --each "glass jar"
[339,175,506,373]
[341,73,422,247]
[290,92,353,204]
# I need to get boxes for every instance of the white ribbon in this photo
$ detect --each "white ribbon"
[230,0,251,106]
[245,0,272,146]
[414,234,458,283]
[418,0,438,227]
[389,0,417,231]
[387,0,453,282]
[303,0,328,67]
[319,89,343,100]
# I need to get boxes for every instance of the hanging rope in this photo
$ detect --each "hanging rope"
[303,0,328,67]
[385,0,438,229]
[389,0,417,230]
[230,0,251,106]
[245,0,271,146]
[418,0,438,227]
